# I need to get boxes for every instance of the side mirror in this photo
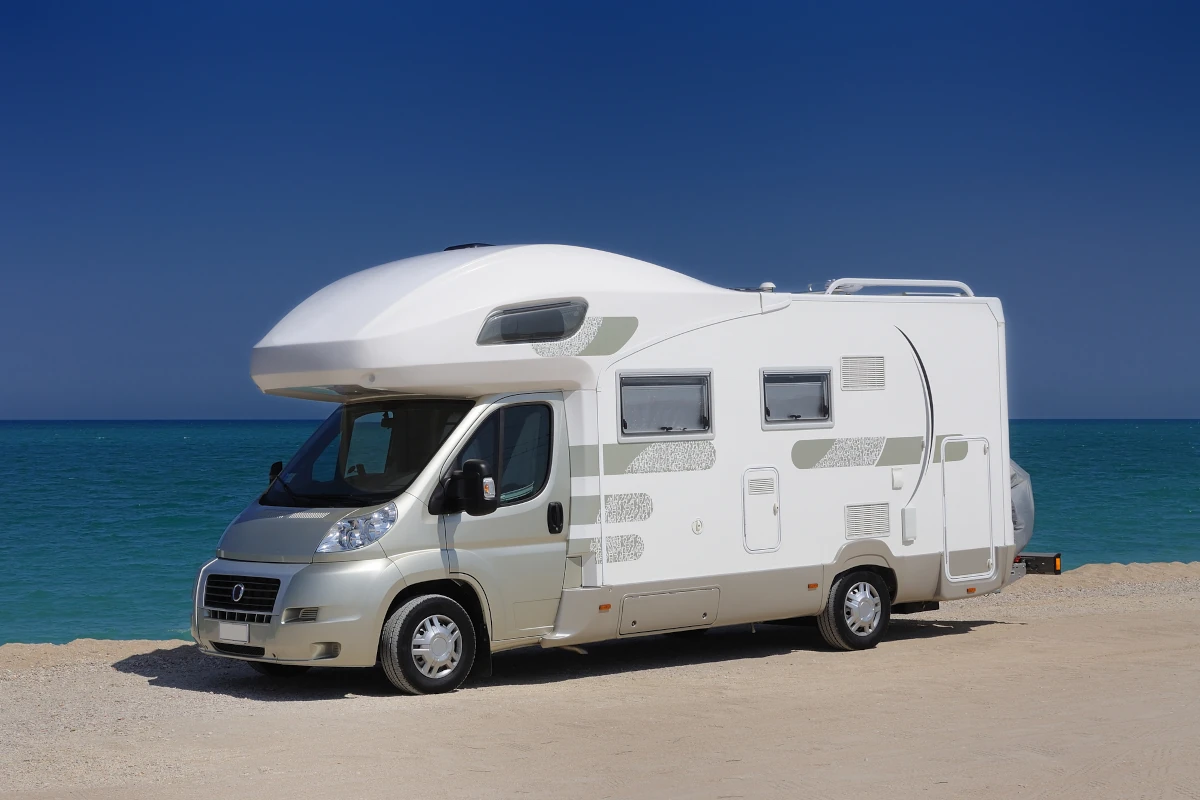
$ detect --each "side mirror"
[461,459,498,516]
[269,461,283,483]
[437,458,498,517]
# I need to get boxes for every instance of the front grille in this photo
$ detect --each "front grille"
[211,642,265,657]
[204,574,281,612]
[206,609,272,624]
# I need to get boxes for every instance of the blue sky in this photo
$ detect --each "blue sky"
[1,2,1197,419]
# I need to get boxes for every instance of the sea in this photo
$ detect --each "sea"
[0,420,1196,645]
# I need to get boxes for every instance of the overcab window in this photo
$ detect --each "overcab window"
[763,371,831,427]
[477,301,588,345]
[620,374,711,437]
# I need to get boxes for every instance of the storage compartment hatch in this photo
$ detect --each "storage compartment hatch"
[619,588,719,635]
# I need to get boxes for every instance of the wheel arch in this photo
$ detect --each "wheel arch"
[383,578,492,645]
[821,542,900,613]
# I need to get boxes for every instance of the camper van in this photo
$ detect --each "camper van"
[191,244,1032,695]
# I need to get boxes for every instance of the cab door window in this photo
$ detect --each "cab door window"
[456,404,553,506]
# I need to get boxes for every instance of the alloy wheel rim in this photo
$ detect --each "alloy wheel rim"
[410,614,462,678]
[843,581,882,636]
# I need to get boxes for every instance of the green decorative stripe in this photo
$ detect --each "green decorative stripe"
[791,439,835,469]
[934,435,968,463]
[578,317,639,356]
[569,495,601,525]
[569,445,600,477]
[604,492,653,523]
[792,434,968,469]
[875,436,924,467]
[603,443,646,474]
[602,441,716,474]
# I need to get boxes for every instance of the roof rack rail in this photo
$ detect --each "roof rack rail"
[824,278,974,297]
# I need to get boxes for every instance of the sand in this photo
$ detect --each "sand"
[3,562,1200,799]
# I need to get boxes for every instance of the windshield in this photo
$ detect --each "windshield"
[261,399,474,508]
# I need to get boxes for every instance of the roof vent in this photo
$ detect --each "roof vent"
[759,282,776,292]
[444,242,494,251]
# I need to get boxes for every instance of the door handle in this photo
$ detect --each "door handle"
[547,502,564,534]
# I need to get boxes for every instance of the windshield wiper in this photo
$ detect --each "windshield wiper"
[307,492,394,506]
[268,477,304,506]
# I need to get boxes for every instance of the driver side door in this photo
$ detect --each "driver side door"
[441,393,570,642]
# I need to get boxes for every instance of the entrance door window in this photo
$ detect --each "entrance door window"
[456,404,553,506]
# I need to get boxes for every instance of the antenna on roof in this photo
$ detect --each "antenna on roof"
[444,242,494,251]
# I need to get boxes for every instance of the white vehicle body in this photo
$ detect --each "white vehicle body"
[192,244,1018,688]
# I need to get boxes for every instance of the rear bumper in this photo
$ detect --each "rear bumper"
[192,557,403,667]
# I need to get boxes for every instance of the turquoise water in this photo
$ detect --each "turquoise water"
[0,420,1196,645]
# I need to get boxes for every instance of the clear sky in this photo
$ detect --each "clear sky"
[1,2,1197,420]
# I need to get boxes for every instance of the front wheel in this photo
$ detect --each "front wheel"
[380,594,477,695]
[817,570,892,651]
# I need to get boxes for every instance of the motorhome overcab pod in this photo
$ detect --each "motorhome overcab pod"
[192,244,1033,694]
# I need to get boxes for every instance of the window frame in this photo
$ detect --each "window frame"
[476,299,589,346]
[616,369,715,443]
[448,401,555,508]
[759,368,834,431]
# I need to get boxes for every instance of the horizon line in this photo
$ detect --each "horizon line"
[1,417,1197,423]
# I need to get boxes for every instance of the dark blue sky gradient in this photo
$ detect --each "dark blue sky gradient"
[2,2,1197,419]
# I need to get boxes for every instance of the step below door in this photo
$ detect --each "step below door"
[743,467,781,553]
[941,436,995,580]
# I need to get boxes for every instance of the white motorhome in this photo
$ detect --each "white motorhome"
[192,244,1031,694]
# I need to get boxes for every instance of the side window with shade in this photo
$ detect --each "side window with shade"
[619,374,712,438]
[762,370,832,429]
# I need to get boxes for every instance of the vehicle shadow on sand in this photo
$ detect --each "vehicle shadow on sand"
[471,619,1011,688]
[111,618,1008,700]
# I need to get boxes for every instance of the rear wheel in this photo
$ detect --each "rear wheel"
[247,661,311,678]
[380,594,477,695]
[817,570,891,651]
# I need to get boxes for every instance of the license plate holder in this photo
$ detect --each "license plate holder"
[218,622,250,643]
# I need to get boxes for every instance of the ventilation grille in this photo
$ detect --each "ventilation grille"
[845,503,890,538]
[747,477,776,495]
[841,356,886,391]
[210,642,265,658]
[283,607,320,624]
[205,609,272,625]
[287,511,330,519]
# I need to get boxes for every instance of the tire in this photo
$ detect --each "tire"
[817,570,892,651]
[247,661,311,678]
[380,594,477,695]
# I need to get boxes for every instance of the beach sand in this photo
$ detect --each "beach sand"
[3,562,1200,799]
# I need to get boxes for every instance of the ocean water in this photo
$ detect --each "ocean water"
[0,420,1196,645]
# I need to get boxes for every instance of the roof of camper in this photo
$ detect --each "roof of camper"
[250,244,758,399]
[257,244,725,349]
[250,244,990,400]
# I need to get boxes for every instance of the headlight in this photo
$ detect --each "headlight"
[316,502,398,553]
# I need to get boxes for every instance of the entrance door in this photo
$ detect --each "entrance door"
[442,393,570,641]
[941,436,995,580]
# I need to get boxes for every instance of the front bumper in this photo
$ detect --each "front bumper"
[192,557,403,667]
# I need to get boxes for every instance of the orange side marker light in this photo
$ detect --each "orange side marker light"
[966,587,976,594]
[598,604,611,612]
[807,583,819,590]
